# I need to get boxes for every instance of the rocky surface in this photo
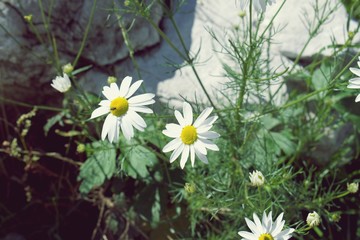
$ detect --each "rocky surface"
[0,0,163,100]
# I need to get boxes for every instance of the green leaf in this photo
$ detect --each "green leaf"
[44,112,65,135]
[122,144,157,179]
[269,130,296,156]
[312,62,331,97]
[78,141,116,194]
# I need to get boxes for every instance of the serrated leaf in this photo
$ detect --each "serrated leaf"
[78,141,116,194]
[122,145,157,179]
[312,62,331,97]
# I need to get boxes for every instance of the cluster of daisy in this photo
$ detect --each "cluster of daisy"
[51,73,220,169]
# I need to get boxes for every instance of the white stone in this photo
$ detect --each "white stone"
[155,0,360,106]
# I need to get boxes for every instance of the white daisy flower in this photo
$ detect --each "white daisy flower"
[51,73,71,93]
[162,102,220,169]
[306,211,321,228]
[238,211,295,240]
[90,76,155,143]
[249,170,265,187]
[239,0,276,13]
[348,57,360,102]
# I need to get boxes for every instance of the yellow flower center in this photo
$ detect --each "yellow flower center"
[110,97,129,117]
[180,125,197,145]
[258,233,274,240]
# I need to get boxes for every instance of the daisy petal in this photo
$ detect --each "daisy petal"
[194,148,208,164]
[125,80,143,98]
[238,231,256,239]
[356,94,360,102]
[99,100,111,107]
[131,106,153,114]
[198,131,220,139]
[127,110,147,128]
[180,145,190,169]
[163,138,182,153]
[245,218,261,235]
[175,110,186,127]
[106,115,118,142]
[91,106,109,119]
[350,67,360,77]
[120,117,134,140]
[128,93,155,104]
[183,102,193,125]
[102,85,118,100]
[190,145,195,167]
[131,99,155,107]
[193,107,213,128]
[165,123,182,134]
[163,129,180,138]
[194,140,207,155]
[199,139,219,151]
[101,114,116,141]
[170,144,184,163]
[119,76,132,96]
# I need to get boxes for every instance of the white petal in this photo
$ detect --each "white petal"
[194,140,207,155]
[131,106,153,114]
[119,76,132,96]
[163,138,182,153]
[253,213,264,232]
[202,116,218,126]
[101,114,116,141]
[245,218,261,235]
[190,145,195,167]
[125,80,143,98]
[197,124,213,134]
[170,144,184,163]
[355,94,360,102]
[183,102,193,125]
[275,228,295,239]
[99,100,111,107]
[120,116,134,140]
[130,99,155,107]
[350,67,360,77]
[165,123,182,135]
[127,110,147,128]
[238,231,257,239]
[128,93,155,104]
[180,145,190,169]
[193,107,213,128]
[194,148,208,164]
[198,139,219,151]
[112,121,120,143]
[175,110,186,127]
[163,129,180,138]
[198,131,220,139]
[106,115,118,142]
[102,84,118,100]
[90,106,109,119]
[272,214,285,236]
[349,77,360,84]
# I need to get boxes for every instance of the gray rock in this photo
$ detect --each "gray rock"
[0,0,163,99]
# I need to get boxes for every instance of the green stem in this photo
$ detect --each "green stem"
[0,96,63,112]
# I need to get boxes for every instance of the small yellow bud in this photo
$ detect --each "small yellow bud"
[348,31,355,39]
[76,143,86,153]
[24,15,33,23]
[107,76,117,85]
[62,63,74,74]
[184,182,196,194]
[238,11,246,18]
[347,182,359,193]
[329,212,341,223]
